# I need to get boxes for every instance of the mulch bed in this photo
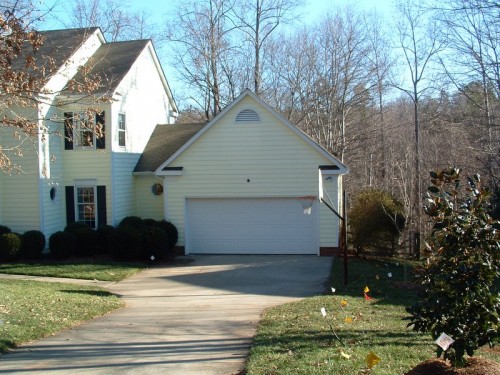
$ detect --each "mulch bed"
[405,357,500,375]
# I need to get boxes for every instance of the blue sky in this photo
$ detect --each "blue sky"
[42,0,395,30]
[39,0,396,98]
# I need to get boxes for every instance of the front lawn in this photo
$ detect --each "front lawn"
[0,261,144,281]
[0,279,123,353]
[245,258,500,374]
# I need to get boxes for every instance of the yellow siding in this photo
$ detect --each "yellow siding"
[165,96,339,247]
[62,149,112,224]
[0,128,40,232]
[134,176,164,220]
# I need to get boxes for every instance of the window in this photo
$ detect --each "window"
[76,186,96,228]
[65,185,107,229]
[64,111,105,150]
[118,113,126,147]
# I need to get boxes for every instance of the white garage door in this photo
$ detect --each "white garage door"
[186,198,318,254]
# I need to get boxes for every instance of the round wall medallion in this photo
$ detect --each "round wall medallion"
[152,183,163,195]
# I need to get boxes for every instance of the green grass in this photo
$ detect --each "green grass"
[0,279,124,353]
[0,261,145,281]
[245,257,500,375]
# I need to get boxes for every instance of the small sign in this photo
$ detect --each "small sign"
[331,287,336,293]
[150,255,155,261]
[388,272,393,278]
[364,286,370,293]
[436,332,455,351]
[321,307,327,317]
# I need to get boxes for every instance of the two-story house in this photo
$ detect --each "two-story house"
[1,27,348,256]
[0,27,178,238]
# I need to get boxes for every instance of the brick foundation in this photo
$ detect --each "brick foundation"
[173,246,340,256]
[171,246,185,256]
[319,247,341,256]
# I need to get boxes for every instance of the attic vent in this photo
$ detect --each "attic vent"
[236,109,260,123]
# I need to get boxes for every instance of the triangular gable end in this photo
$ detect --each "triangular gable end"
[155,89,348,175]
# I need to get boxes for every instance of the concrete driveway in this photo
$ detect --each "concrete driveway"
[0,255,332,375]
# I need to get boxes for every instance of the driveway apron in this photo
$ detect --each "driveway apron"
[0,255,332,374]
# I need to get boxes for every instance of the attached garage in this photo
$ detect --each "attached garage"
[185,198,318,254]
[135,90,349,256]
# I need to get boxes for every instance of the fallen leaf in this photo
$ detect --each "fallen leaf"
[366,352,381,368]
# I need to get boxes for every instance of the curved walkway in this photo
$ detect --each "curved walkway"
[0,255,332,375]
[0,255,331,375]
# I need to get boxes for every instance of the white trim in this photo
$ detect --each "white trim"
[74,184,98,229]
[155,89,348,175]
[163,177,168,220]
[145,42,179,116]
[156,169,183,176]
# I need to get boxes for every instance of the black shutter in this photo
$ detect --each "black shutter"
[96,111,105,149]
[64,112,73,150]
[65,186,75,224]
[97,185,107,227]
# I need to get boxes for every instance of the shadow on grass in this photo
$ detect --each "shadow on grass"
[252,329,430,352]
[61,290,117,297]
[0,340,16,354]
[329,256,420,307]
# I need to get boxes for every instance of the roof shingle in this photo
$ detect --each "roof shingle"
[134,123,206,173]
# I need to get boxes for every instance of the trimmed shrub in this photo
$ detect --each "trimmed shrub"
[0,225,11,236]
[118,216,144,230]
[0,233,22,261]
[73,228,99,257]
[349,189,405,255]
[142,226,169,261]
[49,231,76,259]
[96,225,115,255]
[142,218,158,227]
[108,226,142,260]
[64,222,91,234]
[156,220,178,250]
[20,230,46,259]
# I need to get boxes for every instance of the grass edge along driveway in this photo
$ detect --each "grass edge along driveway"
[245,258,500,375]
[0,279,124,353]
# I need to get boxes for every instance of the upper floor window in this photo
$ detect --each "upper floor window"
[64,111,105,150]
[118,113,126,147]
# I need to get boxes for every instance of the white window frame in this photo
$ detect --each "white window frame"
[69,111,97,149]
[74,184,97,229]
[118,113,126,147]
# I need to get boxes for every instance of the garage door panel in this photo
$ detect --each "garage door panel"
[186,198,318,254]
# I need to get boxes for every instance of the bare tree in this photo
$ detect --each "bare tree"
[434,0,500,187]
[165,0,237,120]
[61,0,159,42]
[231,0,301,95]
[394,0,445,256]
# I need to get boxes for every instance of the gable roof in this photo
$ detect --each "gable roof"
[70,39,149,94]
[155,89,349,175]
[12,27,103,80]
[134,123,206,173]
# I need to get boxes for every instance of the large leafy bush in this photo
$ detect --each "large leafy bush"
[349,189,405,255]
[406,168,500,367]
